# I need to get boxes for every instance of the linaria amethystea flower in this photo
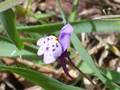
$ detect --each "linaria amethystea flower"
[37,24,97,85]
[37,24,74,79]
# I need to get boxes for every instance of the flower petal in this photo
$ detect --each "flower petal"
[37,35,63,64]
[37,38,45,47]
[43,51,56,64]
[58,24,73,52]
[43,41,62,64]
[37,46,46,56]
[37,35,58,47]
[51,42,62,58]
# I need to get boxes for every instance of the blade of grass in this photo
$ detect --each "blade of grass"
[0,35,37,55]
[33,12,55,20]
[79,61,120,84]
[71,33,105,82]
[0,65,84,90]
[0,0,24,12]
[0,40,34,57]
[100,68,120,84]
[0,9,24,49]
[17,20,120,33]
[68,0,78,22]
[71,33,120,89]
[0,35,40,60]
[56,0,67,24]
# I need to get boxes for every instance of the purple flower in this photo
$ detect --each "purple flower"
[37,24,74,79]
[37,24,73,63]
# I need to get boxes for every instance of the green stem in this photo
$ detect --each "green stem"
[56,0,67,24]
[68,0,79,22]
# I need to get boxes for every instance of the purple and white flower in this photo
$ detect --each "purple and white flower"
[37,24,73,64]
[37,24,74,79]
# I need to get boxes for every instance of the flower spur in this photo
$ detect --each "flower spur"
[37,24,77,79]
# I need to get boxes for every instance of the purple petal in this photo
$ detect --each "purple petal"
[58,24,73,52]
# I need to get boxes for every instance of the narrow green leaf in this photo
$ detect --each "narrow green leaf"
[56,0,67,24]
[17,22,62,33]
[24,44,38,54]
[79,61,120,84]
[17,20,120,33]
[68,0,78,22]
[73,20,120,33]
[71,33,106,82]
[0,35,37,56]
[71,33,120,89]
[33,12,55,20]
[0,9,24,49]
[0,65,84,90]
[101,68,120,84]
[0,0,23,12]
[0,40,33,57]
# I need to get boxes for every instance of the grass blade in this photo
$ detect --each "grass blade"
[0,9,24,49]
[0,65,84,90]
[17,20,120,34]
[0,0,23,12]
[71,33,120,89]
